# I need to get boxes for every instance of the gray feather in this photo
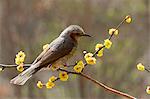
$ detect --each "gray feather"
[10,63,40,85]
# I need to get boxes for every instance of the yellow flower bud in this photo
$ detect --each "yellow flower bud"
[146,86,150,94]
[46,81,55,89]
[15,51,26,65]
[104,39,112,49]
[74,65,83,73]
[125,15,132,23]
[59,72,69,81]
[15,58,20,65]
[16,51,26,59]
[16,64,24,72]
[95,44,103,51]
[37,81,43,89]
[137,63,145,71]
[108,28,119,36]
[84,53,93,59]
[49,76,57,82]
[97,48,104,57]
[76,60,84,68]
[0,68,3,72]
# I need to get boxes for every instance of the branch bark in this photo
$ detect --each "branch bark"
[58,68,136,99]
[79,72,136,99]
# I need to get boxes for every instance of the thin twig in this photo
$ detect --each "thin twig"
[57,68,78,74]
[0,63,31,68]
[145,68,150,72]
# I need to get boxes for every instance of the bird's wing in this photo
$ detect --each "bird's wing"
[32,46,50,65]
[32,37,76,67]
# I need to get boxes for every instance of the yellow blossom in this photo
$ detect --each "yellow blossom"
[15,57,25,65]
[95,44,103,51]
[84,53,93,59]
[76,60,84,68]
[15,51,26,65]
[97,48,104,57]
[74,65,83,73]
[0,68,3,72]
[16,64,24,72]
[125,15,132,23]
[74,60,84,73]
[108,28,119,36]
[104,39,112,49]
[16,51,26,59]
[49,76,57,82]
[86,57,96,65]
[46,81,55,89]
[37,81,43,89]
[137,63,145,71]
[59,72,69,81]
[43,44,49,50]
[146,86,150,94]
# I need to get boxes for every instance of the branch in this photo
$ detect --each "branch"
[79,72,136,99]
[0,63,31,70]
[145,68,150,72]
[58,68,136,99]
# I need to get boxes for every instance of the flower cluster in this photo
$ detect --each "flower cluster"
[37,76,57,89]
[95,44,104,57]
[46,76,56,89]
[15,51,26,72]
[109,28,119,36]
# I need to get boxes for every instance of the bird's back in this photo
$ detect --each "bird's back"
[33,36,77,68]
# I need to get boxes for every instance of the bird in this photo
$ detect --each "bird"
[10,25,91,85]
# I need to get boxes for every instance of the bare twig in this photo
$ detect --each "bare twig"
[0,64,31,69]
[145,68,150,72]
[80,72,136,99]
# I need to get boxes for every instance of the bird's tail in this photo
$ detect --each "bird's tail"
[10,63,41,85]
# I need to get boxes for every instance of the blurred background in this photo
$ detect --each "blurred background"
[0,0,149,99]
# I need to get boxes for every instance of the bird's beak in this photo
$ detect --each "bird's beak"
[81,33,91,37]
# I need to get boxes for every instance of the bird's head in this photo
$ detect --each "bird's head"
[60,25,91,41]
